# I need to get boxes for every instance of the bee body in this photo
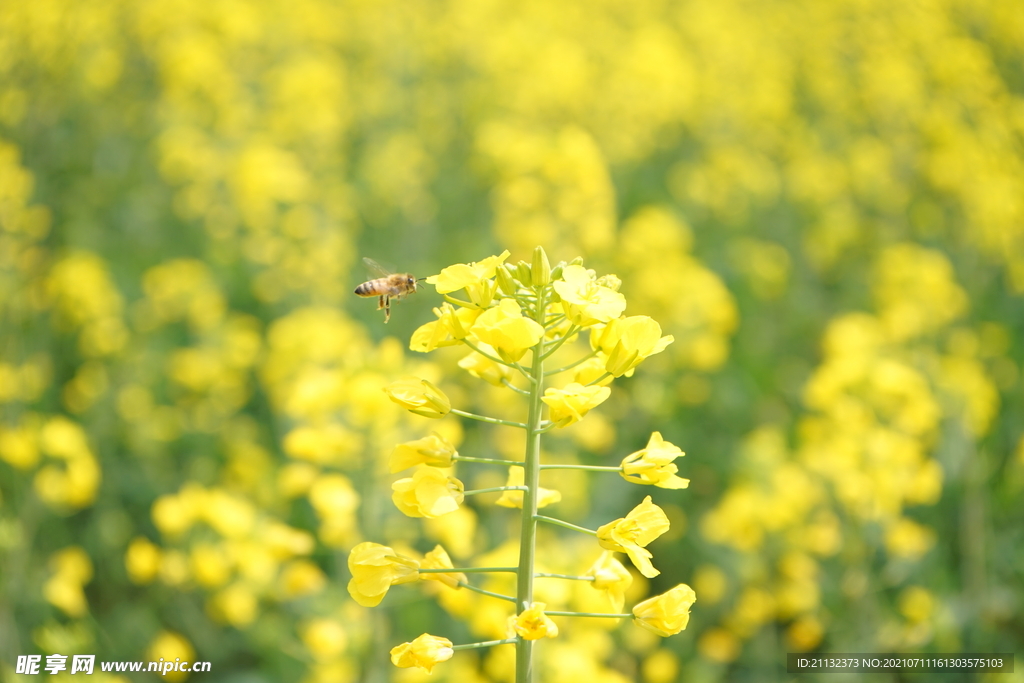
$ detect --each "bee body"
[354,259,420,323]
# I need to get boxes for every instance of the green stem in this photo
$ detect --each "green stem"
[537,421,565,434]
[545,349,598,376]
[539,325,579,360]
[452,638,518,651]
[464,486,527,496]
[463,339,518,370]
[511,359,533,380]
[539,464,622,472]
[502,379,530,395]
[443,294,477,308]
[516,283,548,683]
[450,408,526,429]
[544,611,631,618]
[534,573,595,581]
[419,567,518,574]
[454,455,522,466]
[457,581,517,603]
[586,372,613,386]
[534,515,598,536]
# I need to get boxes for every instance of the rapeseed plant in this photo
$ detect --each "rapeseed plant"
[3,0,1021,678]
[356,248,696,681]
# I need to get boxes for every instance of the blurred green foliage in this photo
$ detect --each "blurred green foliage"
[1,0,1023,681]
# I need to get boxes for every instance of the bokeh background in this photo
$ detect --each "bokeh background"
[1,0,1023,681]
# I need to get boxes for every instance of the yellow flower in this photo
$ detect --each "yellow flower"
[592,316,674,377]
[470,299,545,362]
[282,424,356,465]
[552,265,626,326]
[542,382,611,427]
[898,586,935,624]
[384,377,451,418]
[390,433,457,473]
[508,602,559,640]
[301,618,348,661]
[264,521,315,558]
[588,551,633,613]
[410,304,483,353]
[409,322,452,353]
[44,547,93,617]
[439,302,483,338]
[597,496,670,578]
[42,573,87,618]
[390,633,455,673]
[620,432,690,489]
[151,485,203,536]
[190,543,230,587]
[424,507,478,559]
[279,559,327,598]
[308,473,359,519]
[495,466,561,509]
[884,517,935,559]
[214,585,259,627]
[458,343,515,386]
[572,356,615,387]
[347,542,420,607]
[125,537,161,584]
[420,545,467,589]
[426,251,511,308]
[0,424,39,469]
[392,466,465,518]
[146,631,195,683]
[427,251,511,293]
[632,584,697,636]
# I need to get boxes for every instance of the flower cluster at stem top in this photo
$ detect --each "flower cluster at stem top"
[358,249,695,674]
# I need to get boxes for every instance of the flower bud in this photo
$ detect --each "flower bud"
[390,633,454,673]
[383,378,451,418]
[495,264,519,295]
[588,551,632,613]
[347,542,420,607]
[419,545,466,589]
[392,466,465,518]
[632,584,697,636]
[596,273,621,292]
[390,433,457,472]
[508,602,559,640]
[620,432,689,489]
[516,261,532,284]
[531,246,551,286]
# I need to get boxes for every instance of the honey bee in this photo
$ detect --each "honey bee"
[354,258,422,323]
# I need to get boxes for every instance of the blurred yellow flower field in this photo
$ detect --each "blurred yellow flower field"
[1,0,1022,681]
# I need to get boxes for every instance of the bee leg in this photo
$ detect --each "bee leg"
[383,296,391,323]
[377,295,385,311]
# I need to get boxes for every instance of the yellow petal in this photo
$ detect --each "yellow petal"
[632,584,697,636]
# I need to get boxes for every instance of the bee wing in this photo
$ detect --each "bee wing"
[362,257,392,277]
